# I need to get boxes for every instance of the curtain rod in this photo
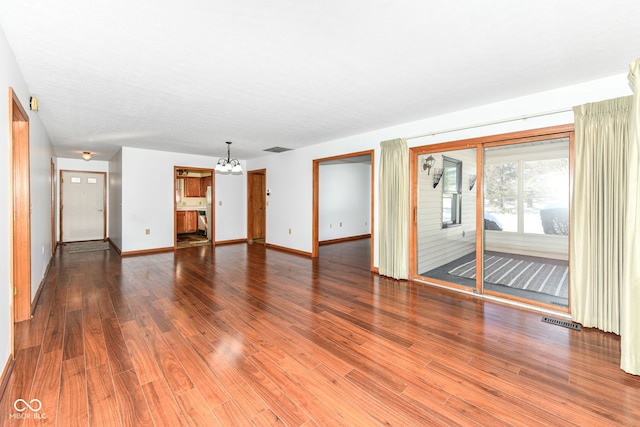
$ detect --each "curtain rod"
[405,107,573,140]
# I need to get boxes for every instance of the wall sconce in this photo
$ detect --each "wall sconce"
[82,151,92,161]
[469,174,477,190]
[433,168,444,188]
[422,155,436,175]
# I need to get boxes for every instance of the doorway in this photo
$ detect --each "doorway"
[247,169,266,244]
[173,166,215,249]
[174,167,214,249]
[312,150,374,271]
[60,171,106,242]
[9,88,31,326]
[411,125,573,312]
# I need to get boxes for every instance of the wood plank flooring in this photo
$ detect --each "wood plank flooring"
[1,239,639,426]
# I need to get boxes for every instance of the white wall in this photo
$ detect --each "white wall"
[214,172,247,242]
[319,162,371,241]
[109,150,123,250]
[248,73,633,267]
[29,118,55,298]
[120,147,246,253]
[1,26,54,367]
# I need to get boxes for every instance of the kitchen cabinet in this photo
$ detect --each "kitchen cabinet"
[177,210,198,233]
[184,177,202,197]
[200,175,212,196]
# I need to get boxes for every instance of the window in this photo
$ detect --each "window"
[484,138,569,235]
[442,156,462,227]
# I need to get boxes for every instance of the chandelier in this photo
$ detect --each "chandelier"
[215,141,242,174]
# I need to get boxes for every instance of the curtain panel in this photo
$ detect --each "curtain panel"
[621,59,640,375]
[571,96,632,334]
[379,138,409,280]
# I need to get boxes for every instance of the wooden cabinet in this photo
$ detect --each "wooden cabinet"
[200,175,212,196]
[177,210,198,234]
[177,175,212,198]
[184,177,202,197]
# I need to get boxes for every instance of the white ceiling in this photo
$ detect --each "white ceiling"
[1,1,639,161]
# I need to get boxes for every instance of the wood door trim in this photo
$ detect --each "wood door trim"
[247,169,266,242]
[59,170,107,242]
[9,87,31,326]
[311,150,375,273]
[51,159,56,253]
[173,167,215,248]
[409,124,574,312]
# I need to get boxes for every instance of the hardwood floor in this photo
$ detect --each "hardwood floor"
[2,239,639,426]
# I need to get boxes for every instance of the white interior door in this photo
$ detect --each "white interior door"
[61,171,105,242]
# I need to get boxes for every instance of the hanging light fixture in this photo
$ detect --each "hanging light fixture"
[82,151,92,161]
[215,141,242,174]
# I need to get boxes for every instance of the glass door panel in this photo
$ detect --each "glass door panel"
[416,148,478,291]
[483,138,570,308]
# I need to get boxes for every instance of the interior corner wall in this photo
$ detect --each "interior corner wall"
[1,25,55,366]
[247,73,632,267]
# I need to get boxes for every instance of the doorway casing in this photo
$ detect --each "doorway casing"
[312,150,375,272]
[409,124,574,313]
[247,169,267,243]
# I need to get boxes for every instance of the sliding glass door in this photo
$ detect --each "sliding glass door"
[411,125,573,311]
[416,147,478,292]
[483,137,570,308]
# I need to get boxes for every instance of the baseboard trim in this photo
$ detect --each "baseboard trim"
[31,256,53,315]
[265,243,312,258]
[120,246,174,257]
[107,238,122,255]
[0,357,15,403]
[215,238,247,246]
[319,234,371,246]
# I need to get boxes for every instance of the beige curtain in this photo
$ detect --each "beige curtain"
[621,59,640,375]
[571,96,632,334]
[379,138,409,279]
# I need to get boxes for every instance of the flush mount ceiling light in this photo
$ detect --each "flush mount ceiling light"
[82,151,92,161]
[215,141,242,174]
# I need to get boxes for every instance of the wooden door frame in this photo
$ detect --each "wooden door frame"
[51,159,56,254]
[409,124,574,313]
[59,170,107,243]
[9,87,31,326]
[312,150,375,271]
[247,169,266,243]
[173,166,215,248]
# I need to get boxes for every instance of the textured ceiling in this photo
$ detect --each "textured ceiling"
[1,1,639,161]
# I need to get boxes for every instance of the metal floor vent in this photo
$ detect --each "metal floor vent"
[542,316,582,330]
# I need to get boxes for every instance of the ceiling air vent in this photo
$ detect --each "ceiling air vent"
[263,146,292,153]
